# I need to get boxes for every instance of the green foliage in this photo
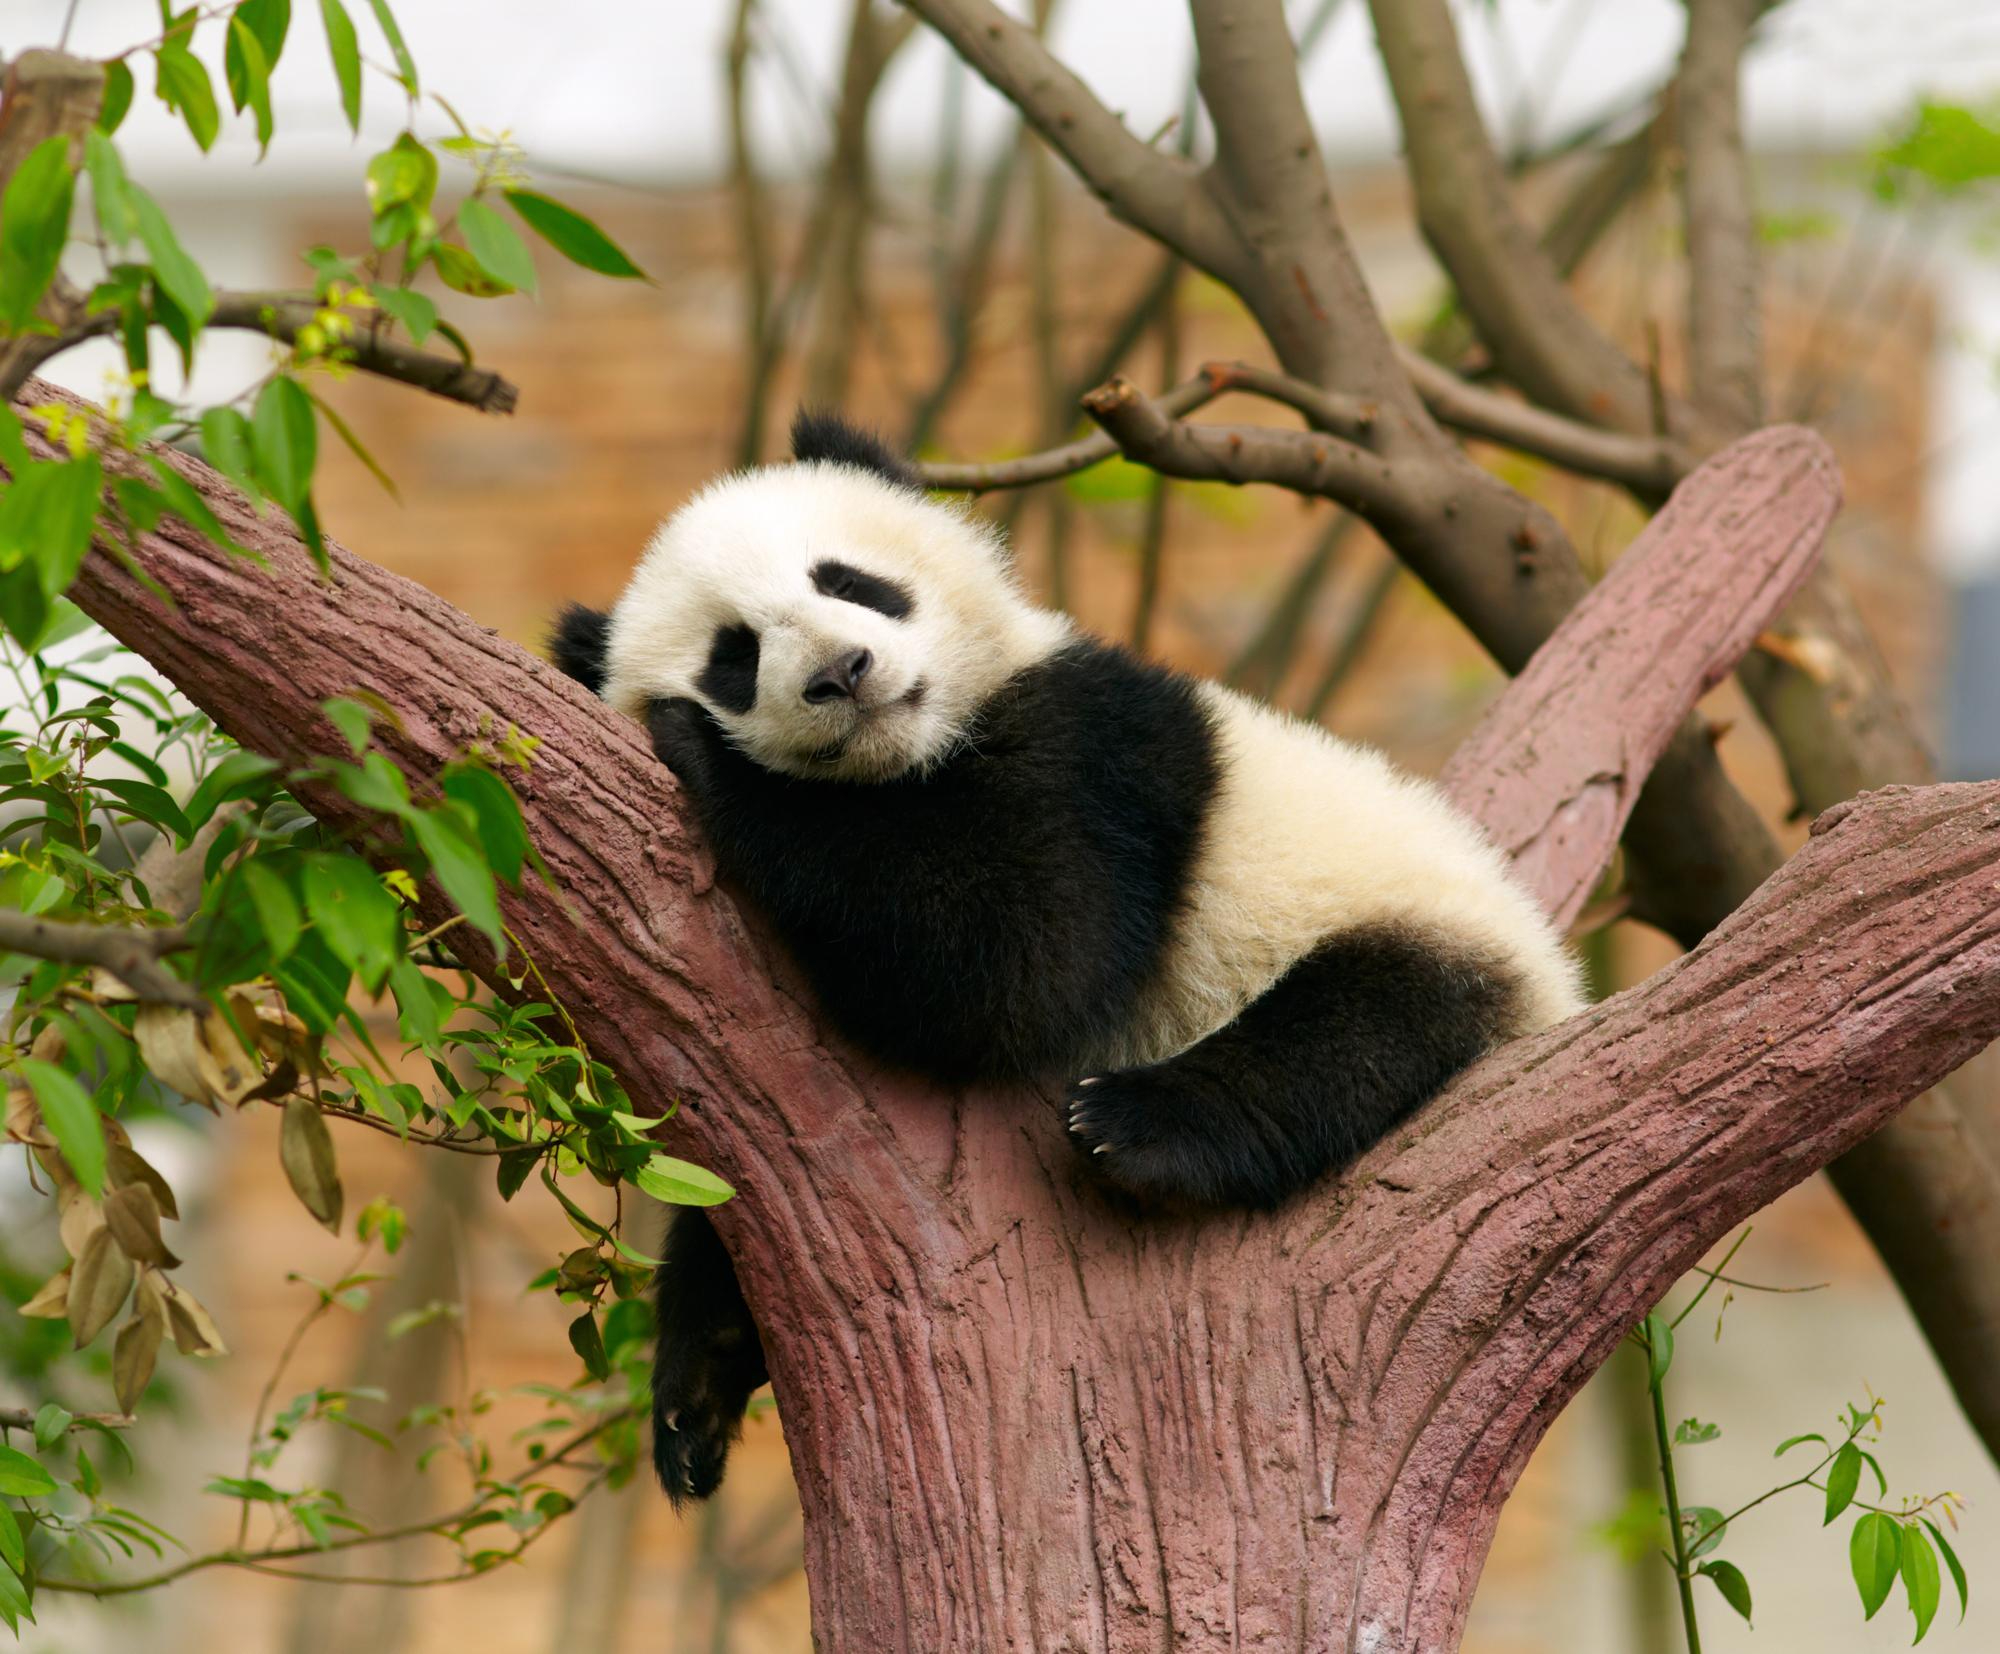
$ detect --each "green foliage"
[1627,1232,1972,1649]
[0,4,708,1625]
[1874,100,2000,199]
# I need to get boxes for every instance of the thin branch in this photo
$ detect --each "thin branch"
[1678,0,1766,430]
[0,1406,129,1431]
[210,294,518,415]
[0,911,200,1008]
[1397,345,1693,493]
[1365,0,1670,438]
[913,372,1225,492]
[896,0,1240,281]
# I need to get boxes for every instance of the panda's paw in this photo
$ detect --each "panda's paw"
[646,696,723,787]
[1064,1069,1215,1208]
[656,1384,744,1512]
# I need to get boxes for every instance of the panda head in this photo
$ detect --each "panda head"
[552,412,1070,782]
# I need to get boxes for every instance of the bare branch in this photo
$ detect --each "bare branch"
[1366,0,1669,437]
[209,293,518,415]
[895,0,1241,279]
[912,371,1226,492]
[0,911,201,1008]
[1679,0,1766,430]
[1079,373,1408,519]
[1396,346,1693,493]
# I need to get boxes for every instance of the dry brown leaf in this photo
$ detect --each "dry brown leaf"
[279,1097,343,1234]
[104,1183,179,1269]
[162,1278,228,1357]
[113,1305,163,1414]
[18,1265,71,1319]
[56,1187,104,1258]
[106,1141,180,1221]
[69,1227,135,1348]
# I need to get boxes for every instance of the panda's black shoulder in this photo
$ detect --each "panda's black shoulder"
[965,638,1220,816]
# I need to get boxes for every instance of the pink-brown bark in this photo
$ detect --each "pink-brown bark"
[21,382,2000,1650]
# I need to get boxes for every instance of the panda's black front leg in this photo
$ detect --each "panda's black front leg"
[651,1205,769,1505]
[1066,929,1517,1210]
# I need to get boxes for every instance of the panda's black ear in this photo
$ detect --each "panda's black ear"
[549,603,611,696]
[789,408,920,491]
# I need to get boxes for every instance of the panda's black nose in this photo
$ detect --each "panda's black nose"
[802,648,872,704]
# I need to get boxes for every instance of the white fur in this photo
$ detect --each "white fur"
[601,463,1070,781]
[1105,682,1584,1068]
[604,456,1581,1063]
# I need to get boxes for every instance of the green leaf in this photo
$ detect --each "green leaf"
[365,133,437,216]
[1642,1311,1672,1386]
[84,130,137,247]
[0,456,104,602]
[251,376,316,513]
[457,197,537,296]
[20,1059,105,1196]
[1875,101,2000,198]
[130,184,213,327]
[0,1506,22,1574]
[322,696,373,754]
[407,806,501,948]
[567,1308,608,1381]
[183,748,279,830]
[0,1445,54,1499]
[1919,1519,1967,1623]
[503,190,646,279]
[632,1152,734,1207]
[96,777,194,841]
[225,18,275,154]
[154,44,220,153]
[387,955,443,1049]
[198,407,261,501]
[1775,1431,1826,1457]
[303,853,402,993]
[274,929,350,1036]
[320,0,362,132]
[99,59,136,135]
[239,860,302,962]
[1901,1522,1941,1643]
[368,283,436,343]
[1673,1417,1719,1446]
[365,0,420,94]
[441,766,527,885]
[1682,1506,1725,1560]
[32,1403,71,1455]
[430,241,510,298]
[1825,1441,1862,1525]
[1852,1511,1902,1620]
[1697,1559,1751,1624]
[0,136,77,332]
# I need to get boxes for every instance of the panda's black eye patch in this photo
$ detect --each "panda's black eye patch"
[810,559,914,620]
[695,623,760,714]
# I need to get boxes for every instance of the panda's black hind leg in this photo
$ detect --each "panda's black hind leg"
[1066,925,1520,1210]
[651,1205,768,1506]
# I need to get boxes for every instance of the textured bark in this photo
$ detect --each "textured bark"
[23,381,2000,1649]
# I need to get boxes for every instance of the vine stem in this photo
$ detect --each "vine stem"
[1645,1333,1705,1654]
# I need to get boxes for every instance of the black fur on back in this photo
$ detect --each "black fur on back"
[549,602,612,695]
[789,408,921,491]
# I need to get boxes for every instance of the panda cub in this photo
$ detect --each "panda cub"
[551,411,1582,1502]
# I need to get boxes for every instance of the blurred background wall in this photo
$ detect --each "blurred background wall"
[9,1,2000,1649]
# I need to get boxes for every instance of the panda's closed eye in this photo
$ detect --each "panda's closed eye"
[810,559,914,621]
[695,623,760,714]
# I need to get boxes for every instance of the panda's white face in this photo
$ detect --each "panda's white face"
[600,462,1071,781]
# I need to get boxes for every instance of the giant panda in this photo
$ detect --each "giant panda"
[550,411,1583,1503]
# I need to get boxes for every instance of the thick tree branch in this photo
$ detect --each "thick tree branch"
[1441,425,1836,925]
[1366,0,1672,438]
[0,911,201,1008]
[891,0,1240,279]
[1679,0,1766,430]
[24,377,1998,1650]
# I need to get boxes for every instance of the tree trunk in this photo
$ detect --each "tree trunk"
[23,384,2000,1649]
